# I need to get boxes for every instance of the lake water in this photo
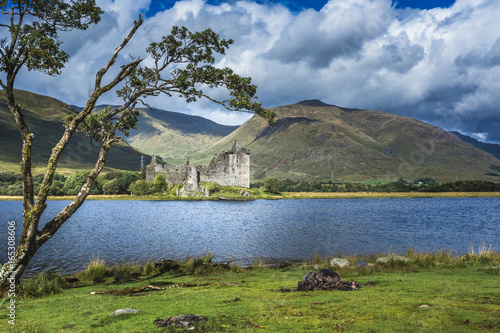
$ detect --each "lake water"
[1,198,499,276]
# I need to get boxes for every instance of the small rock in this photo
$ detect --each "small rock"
[330,258,351,268]
[313,264,321,270]
[303,271,315,282]
[110,308,143,317]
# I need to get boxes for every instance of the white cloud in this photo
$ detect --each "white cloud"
[10,0,500,142]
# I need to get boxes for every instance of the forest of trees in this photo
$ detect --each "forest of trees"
[2,171,498,196]
[251,178,500,193]
[0,171,143,196]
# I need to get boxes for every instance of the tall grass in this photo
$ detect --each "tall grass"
[17,247,499,299]
[464,243,498,265]
[19,272,67,298]
[83,257,110,284]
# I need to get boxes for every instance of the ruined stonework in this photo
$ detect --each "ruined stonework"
[146,140,250,190]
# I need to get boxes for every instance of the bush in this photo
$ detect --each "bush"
[129,179,154,195]
[153,174,168,193]
[102,178,124,195]
[264,177,281,194]
[48,180,65,196]
[62,171,89,195]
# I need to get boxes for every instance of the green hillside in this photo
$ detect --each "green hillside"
[449,131,500,160]
[0,90,154,175]
[124,108,238,164]
[188,100,500,183]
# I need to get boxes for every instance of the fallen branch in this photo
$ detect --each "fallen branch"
[90,283,212,295]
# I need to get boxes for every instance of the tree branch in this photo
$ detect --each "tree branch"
[37,138,113,245]
[95,15,143,89]
[33,17,144,220]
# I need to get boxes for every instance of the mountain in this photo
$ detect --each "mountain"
[123,108,238,164]
[449,131,500,160]
[187,100,500,183]
[0,90,155,174]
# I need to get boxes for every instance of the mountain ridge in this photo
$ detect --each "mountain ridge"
[0,90,156,173]
[186,101,500,183]
[449,131,500,160]
[1,92,499,183]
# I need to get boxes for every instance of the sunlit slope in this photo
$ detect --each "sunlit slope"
[0,90,152,174]
[125,108,238,165]
[189,100,500,183]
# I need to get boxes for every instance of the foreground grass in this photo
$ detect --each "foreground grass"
[1,251,499,332]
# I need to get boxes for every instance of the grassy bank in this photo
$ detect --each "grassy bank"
[1,250,499,332]
[1,191,500,201]
[283,191,500,199]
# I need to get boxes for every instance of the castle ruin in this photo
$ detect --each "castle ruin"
[146,140,250,191]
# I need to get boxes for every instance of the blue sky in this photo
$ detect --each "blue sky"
[145,0,456,15]
[6,0,500,143]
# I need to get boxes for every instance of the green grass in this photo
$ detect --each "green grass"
[1,251,499,332]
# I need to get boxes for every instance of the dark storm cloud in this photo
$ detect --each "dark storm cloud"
[9,0,500,142]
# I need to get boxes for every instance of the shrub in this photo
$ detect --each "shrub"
[264,177,281,194]
[102,178,124,195]
[129,179,154,195]
[153,174,168,193]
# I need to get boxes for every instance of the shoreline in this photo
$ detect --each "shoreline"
[1,191,500,201]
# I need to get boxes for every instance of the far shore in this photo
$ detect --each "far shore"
[1,191,500,201]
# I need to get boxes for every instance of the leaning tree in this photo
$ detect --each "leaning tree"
[0,0,276,290]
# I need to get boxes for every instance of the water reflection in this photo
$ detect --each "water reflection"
[0,198,498,275]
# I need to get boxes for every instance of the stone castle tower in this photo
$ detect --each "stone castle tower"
[146,140,250,189]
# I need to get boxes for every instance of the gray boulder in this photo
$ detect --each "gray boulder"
[376,256,411,264]
[330,258,351,267]
[110,308,143,317]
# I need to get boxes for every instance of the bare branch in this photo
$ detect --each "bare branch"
[95,15,143,89]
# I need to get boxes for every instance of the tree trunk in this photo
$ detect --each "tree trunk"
[0,141,112,292]
[0,231,39,293]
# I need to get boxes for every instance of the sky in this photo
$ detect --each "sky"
[5,0,500,143]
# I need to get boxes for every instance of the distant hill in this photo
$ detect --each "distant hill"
[123,108,238,164]
[0,90,156,174]
[187,100,500,183]
[449,131,500,160]
[74,105,237,165]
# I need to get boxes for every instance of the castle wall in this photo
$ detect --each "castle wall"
[146,163,186,184]
[198,150,250,188]
[146,141,250,189]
